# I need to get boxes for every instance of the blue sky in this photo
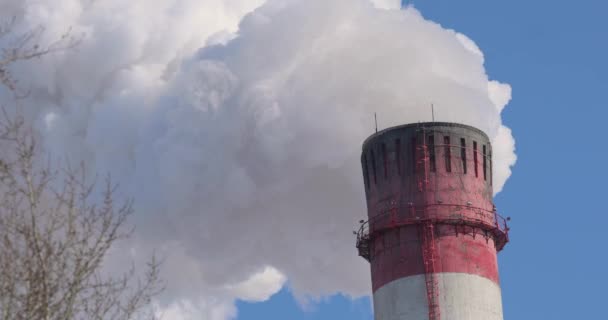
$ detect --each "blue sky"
[236,1,608,319]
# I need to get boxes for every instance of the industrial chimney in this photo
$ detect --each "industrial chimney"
[355,122,509,320]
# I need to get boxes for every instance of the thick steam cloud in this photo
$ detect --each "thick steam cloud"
[0,0,516,319]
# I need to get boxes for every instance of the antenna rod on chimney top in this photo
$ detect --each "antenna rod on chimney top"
[374,113,378,133]
[431,104,435,122]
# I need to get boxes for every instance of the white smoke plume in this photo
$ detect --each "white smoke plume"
[0,0,516,318]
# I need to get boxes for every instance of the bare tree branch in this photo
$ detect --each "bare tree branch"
[0,16,81,97]
[0,17,163,320]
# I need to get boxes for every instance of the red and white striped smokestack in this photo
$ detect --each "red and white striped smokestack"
[356,122,509,320]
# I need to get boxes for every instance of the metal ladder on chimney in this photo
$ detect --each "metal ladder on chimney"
[417,130,441,320]
[420,221,440,320]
